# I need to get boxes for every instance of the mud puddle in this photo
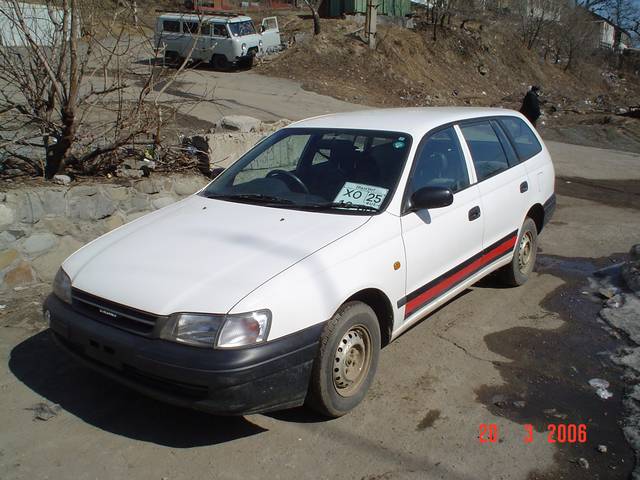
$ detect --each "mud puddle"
[476,254,635,479]
[556,177,640,211]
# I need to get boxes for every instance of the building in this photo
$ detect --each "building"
[586,10,632,50]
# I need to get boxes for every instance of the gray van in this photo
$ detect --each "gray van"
[154,12,281,69]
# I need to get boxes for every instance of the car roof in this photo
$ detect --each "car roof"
[288,107,524,138]
[158,13,252,23]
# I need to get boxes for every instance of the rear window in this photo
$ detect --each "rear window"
[162,20,180,32]
[460,122,510,182]
[499,117,542,161]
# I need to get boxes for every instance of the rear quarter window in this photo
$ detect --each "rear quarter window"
[162,20,180,32]
[499,117,542,161]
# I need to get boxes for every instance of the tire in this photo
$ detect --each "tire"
[498,217,538,287]
[306,301,381,418]
[211,54,229,71]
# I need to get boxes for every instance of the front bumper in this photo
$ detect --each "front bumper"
[45,294,323,415]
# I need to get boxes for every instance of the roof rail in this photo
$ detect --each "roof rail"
[155,8,242,17]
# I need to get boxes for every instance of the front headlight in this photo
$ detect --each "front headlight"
[53,267,72,304]
[160,310,271,348]
[258,40,263,48]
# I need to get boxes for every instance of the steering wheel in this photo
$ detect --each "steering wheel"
[266,169,310,194]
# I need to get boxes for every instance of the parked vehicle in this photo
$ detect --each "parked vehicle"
[154,12,281,69]
[45,108,556,417]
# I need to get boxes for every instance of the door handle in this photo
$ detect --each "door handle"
[520,181,528,193]
[468,206,481,221]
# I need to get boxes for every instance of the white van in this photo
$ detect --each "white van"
[154,12,281,69]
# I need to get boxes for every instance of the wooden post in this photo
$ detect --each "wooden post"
[365,0,377,49]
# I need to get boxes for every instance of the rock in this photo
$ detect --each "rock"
[21,232,57,255]
[606,294,624,309]
[136,178,162,195]
[117,167,144,179]
[41,217,75,236]
[0,249,19,270]
[27,402,61,421]
[2,261,34,288]
[69,185,99,197]
[53,174,71,185]
[126,211,149,222]
[578,458,589,469]
[40,190,66,216]
[174,176,207,196]
[0,231,16,248]
[104,214,126,232]
[152,196,176,210]
[68,192,115,220]
[0,204,14,227]
[513,400,526,408]
[103,185,129,202]
[31,236,83,281]
[123,192,150,213]
[478,64,489,75]
[220,115,261,133]
[492,394,507,407]
[597,444,608,453]
[598,286,619,299]
[16,192,45,224]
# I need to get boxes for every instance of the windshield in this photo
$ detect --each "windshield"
[228,20,256,37]
[201,128,413,214]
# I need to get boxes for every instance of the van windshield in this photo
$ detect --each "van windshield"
[201,128,413,214]
[228,20,256,36]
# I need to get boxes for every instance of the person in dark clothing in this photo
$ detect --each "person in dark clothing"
[520,85,541,126]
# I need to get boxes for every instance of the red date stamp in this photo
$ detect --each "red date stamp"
[479,423,587,444]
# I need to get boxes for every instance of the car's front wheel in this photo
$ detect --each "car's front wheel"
[306,301,381,417]
[499,217,538,286]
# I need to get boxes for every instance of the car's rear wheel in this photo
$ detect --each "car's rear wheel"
[306,301,380,417]
[499,217,538,286]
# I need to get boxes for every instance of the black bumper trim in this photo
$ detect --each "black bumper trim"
[45,295,324,415]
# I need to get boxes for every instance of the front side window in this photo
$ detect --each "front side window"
[460,122,510,182]
[212,24,229,37]
[228,21,256,37]
[201,128,412,214]
[499,117,542,161]
[408,127,469,194]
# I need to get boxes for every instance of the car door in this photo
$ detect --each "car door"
[260,17,281,53]
[399,126,484,320]
[459,120,531,255]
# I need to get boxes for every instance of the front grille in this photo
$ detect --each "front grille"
[71,289,159,336]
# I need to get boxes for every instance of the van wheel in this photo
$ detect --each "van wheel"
[499,217,538,287]
[306,301,380,418]
[211,54,229,70]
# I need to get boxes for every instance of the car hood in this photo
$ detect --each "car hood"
[64,195,369,315]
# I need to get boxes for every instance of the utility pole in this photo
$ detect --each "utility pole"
[365,0,377,49]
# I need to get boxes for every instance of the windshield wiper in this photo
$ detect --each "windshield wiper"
[203,193,293,205]
[302,202,379,212]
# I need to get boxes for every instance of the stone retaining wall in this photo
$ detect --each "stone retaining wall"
[0,174,209,290]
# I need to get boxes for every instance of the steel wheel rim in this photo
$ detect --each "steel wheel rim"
[333,325,372,397]
[518,231,534,273]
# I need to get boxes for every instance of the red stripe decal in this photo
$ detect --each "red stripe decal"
[404,236,517,317]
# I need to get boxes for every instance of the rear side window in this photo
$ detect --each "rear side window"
[409,127,469,194]
[162,20,180,32]
[183,21,209,35]
[499,117,542,161]
[460,122,510,182]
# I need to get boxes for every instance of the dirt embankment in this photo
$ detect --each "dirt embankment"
[257,14,640,150]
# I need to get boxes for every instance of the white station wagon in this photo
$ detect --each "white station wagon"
[46,108,556,417]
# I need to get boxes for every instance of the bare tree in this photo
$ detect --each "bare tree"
[302,0,321,35]
[0,0,203,178]
[515,0,563,49]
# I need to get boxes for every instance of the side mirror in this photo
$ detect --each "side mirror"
[408,186,453,212]
[210,167,224,179]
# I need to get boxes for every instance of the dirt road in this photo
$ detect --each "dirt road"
[1,77,639,480]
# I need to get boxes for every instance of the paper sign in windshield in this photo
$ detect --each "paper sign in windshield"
[333,182,389,209]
